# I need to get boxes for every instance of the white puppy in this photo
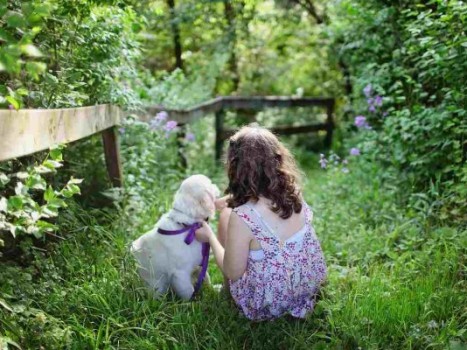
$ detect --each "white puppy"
[131,174,220,300]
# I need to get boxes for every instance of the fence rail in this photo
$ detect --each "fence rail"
[0,96,335,187]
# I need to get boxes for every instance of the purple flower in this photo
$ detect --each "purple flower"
[368,105,376,113]
[156,111,168,122]
[374,95,383,106]
[8,104,14,110]
[149,111,169,130]
[119,127,125,134]
[149,118,159,130]
[367,98,374,106]
[354,115,368,128]
[350,147,360,156]
[164,120,178,132]
[319,154,327,169]
[383,111,388,118]
[185,132,195,142]
[363,84,372,97]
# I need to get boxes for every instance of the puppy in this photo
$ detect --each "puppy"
[131,174,220,300]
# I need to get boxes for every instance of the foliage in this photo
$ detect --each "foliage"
[0,153,465,349]
[0,0,143,109]
[0,147,81,242]
[0,0,466,348]
[116,114,184,229]
[330,0,467,220]
[0,0,52,109]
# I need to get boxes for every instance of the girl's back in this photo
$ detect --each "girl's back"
[229,198,327,320]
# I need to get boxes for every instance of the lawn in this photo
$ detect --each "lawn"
[1,144,465,349]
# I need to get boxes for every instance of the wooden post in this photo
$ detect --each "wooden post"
[102,127,123,187]
[324,99,335,148]
[215,108,225,161]
[177,123,188,168]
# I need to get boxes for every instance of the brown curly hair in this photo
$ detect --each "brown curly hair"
[225,125,303,219]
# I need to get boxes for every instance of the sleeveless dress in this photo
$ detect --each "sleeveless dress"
[229,201,327,320]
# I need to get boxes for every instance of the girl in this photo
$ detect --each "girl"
[196,125,327,321]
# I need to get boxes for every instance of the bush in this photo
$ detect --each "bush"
[331,0,467,219]
[0,0,143,109]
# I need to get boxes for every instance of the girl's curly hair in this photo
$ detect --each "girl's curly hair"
[225,125,303,219]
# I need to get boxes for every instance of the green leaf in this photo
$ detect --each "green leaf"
[26,61,46,80]
[16,87,28,96]
[7,196,23,210]
[26,174,46,190]
[68,178,83,185]
[49,146,63,161]
[5,96,20,110]
[0,172,9,186]
[0,298,13,312]
[6,11,26,28]
[44,186,55,202]
[21,44,43,57]
[42,160,63,170]
[0,197,6,212]
[36,220,57,232]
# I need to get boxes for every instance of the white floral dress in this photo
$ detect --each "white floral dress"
[229,201,327,320]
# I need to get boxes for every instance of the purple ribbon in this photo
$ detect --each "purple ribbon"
[157,222,210,299]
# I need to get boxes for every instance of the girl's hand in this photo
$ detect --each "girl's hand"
[195,221,214,243]
[215,196,229,211]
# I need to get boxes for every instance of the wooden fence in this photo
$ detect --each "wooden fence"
[0,96,334,187]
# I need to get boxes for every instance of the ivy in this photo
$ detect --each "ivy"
[0,147,82,239]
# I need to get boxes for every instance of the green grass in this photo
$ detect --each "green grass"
[0,148,466,349]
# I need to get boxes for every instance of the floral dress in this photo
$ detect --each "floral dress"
[229,201,327,320]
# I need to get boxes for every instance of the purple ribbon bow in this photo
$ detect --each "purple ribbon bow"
[157,222,210,299]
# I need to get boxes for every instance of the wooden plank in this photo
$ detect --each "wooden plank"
[0,104,121,161]
[220,123,328,141]
[145,96,334,123]
[102,127,123,187]
[221,96,334,110]
[324,99,335,148]
[145,97,223,124]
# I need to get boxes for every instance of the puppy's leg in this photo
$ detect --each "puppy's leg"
[172,270,194,300]
[151,273,169,298]
[203,272,211,285]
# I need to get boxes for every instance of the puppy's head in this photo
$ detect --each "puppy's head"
[173,174,220,221]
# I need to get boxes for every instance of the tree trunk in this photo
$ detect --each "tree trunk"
[224,1,240,92]
[167,0,183,71]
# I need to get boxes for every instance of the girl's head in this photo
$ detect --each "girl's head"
[225,125,302,219]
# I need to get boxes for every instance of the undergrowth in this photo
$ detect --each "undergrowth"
[0,136,465,349]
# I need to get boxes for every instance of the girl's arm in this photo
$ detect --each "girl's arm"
[195,213,251,281]
[223,212,250,280]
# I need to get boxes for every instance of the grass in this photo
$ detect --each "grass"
[0,138,466,349]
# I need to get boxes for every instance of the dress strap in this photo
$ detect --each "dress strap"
[232,205,279,253]
[302,200,314,226]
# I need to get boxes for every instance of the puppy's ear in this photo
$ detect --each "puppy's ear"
[211,184,220,198]
[199,191,215,214]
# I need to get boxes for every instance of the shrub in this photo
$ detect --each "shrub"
[331,0,467,219]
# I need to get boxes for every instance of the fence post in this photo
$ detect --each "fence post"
[177,123,188,168]
[102,126,123,187]
[324,99,335,148]
[215,108,225,161]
